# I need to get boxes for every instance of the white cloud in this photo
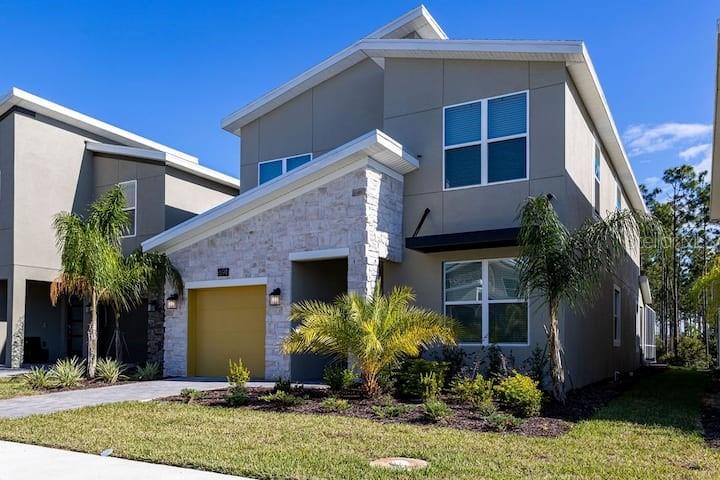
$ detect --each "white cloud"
[679,143,711,160]
[623,123,712,156]
[642,176,660,186]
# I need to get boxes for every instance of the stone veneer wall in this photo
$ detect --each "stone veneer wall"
[163,164,404,378]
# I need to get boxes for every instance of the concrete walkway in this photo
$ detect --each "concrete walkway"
[0,440,251,479]
[0,378,229,419]
[0,367,30,378]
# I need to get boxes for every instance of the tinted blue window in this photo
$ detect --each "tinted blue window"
[444,102,481,146]
[488,93,527,139]
[287,154,312,171]
[259,160,283,184]
[445,145,482,188]
[487,138,526,183]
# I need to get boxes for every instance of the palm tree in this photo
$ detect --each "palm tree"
[282,285,457,397]
[516,195,654,402]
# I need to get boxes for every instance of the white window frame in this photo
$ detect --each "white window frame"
[258,152,313,185]
[593,140,601,216]
[613,285,622,347]
[118,179,137,239]
[616,182,623,210]
[442,90,530,191]
[443,258,529,347]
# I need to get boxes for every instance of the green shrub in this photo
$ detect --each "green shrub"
[394,358,450,399]
[449,375,493,407]
[522,345,547,385]
[474,399,498,416]
[273,377,293,393]
[259,390,302,408]
[227,358,251,387]
[487,344,513,379]
[95,358,126,384]
[23,366,54,390]
[180,388,205,403]
[676,335,709,369]
[484,412,521,431]
[421,399,452,422]
[320,397,350,412]
[50,357,85,388]
[323,365,358,392]
[419,371,442,401]
[135,362,162,381]
[493,372,542,417]
[226,387,250,407]
[371,397,415,418]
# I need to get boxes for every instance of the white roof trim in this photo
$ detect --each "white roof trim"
[85,142,240,189]
[142,130,418,253]
[366,5,447,40]
[0,87,198,164]
[640,275,652,305]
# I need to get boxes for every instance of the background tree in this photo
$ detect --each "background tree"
[282,285,456,397]
[516,195,651,402]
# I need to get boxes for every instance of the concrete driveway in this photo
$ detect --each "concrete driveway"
[0,440,252,479]
[0,378,229,419]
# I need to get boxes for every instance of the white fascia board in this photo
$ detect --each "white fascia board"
[365,5,448,40]
[142,129,418,253]
[221,39,584,134]
[0,87,198,164]
[567,46,647,214]
[86,142,240,189]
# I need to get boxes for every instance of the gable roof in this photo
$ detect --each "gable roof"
[0,87,239,189]
[142,129,418,253]
[219,6,645,213]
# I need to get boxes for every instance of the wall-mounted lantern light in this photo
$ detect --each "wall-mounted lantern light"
[269,288,282,306]
[166,293,179,310]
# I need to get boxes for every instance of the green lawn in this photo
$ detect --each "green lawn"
[0,368,718,479]
[0,376,35,400]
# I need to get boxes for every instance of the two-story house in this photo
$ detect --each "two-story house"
[143,6,653,387]
[0,88,239,368]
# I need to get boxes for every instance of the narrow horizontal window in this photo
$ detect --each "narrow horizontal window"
[286,154,312,172]
[259,160,283,185]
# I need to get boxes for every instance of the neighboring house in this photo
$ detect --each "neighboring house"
[0,88,239,368]
[143,6,654,387]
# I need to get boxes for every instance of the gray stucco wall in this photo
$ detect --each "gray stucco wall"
[164,168,236,228]
[238,58,385,193]
[164,164,404,379]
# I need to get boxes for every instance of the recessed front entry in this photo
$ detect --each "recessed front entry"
[187,285,266,378]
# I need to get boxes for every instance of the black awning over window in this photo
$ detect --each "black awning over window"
[405,227,520,253]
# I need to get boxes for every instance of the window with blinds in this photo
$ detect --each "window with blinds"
[443,91,528,189]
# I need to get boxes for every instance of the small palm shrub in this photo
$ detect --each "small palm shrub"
[394,358,450,399]
[493,372,543,417]
[135,361,161,381]
[259,390,302,408]
[320,397,350,412]
[180,388,205,404]
[283,285,457,397]
[50,357,85,388]
[371,398,415,418]
[450,375,493,407]
[419,371,442,401]
[421,399,452,422]
[226,387,250,407]
[24,366,54,390]
[227,358,251,387]
[95,358,127,383]
[484,412,521,431]
[323,365,358,392]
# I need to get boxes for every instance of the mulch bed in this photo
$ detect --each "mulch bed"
[160,372,649,438]
[23,378,136,395]
[702,371,720,448]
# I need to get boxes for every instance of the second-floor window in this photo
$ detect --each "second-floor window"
[616,183,622,210]
[593,143,601,214]
[443,91,528,190]
[118,180,136,238]
[258,153,312,185]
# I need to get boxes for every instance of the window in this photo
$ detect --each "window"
[443,91,528,189]
[258,153,312,185]
[118,180,136,238]
[593,143,601,214]
[444,259,528,345]
[613,285,621,347]
[616,183,622,210]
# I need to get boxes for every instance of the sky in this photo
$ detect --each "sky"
[0,0,717,195]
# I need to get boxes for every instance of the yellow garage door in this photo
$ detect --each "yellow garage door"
[187,285,265,379]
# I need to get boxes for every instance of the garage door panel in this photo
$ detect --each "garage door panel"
[188,286,266,379]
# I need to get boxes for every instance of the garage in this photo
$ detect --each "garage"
[187,285,266,378]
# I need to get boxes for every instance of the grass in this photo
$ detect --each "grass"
[0,376,35,400]
[0,368,718,479]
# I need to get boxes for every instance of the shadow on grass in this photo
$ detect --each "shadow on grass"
[590,367,709,433]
